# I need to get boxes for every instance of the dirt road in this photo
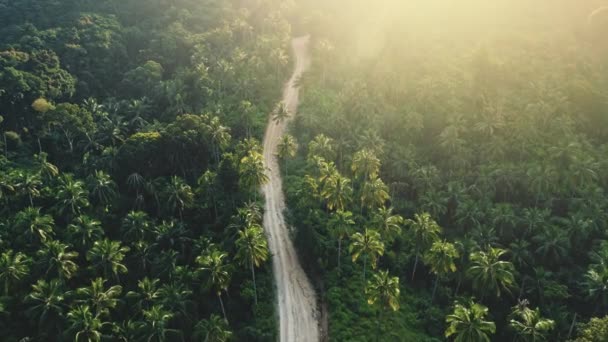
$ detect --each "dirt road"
[261,36,319,342]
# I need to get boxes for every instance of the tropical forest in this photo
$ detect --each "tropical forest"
[1,0,608,341]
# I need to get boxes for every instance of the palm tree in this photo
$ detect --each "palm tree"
[235,224,269,305]
[194,314,232,342]
[163,176,194,220]
[36,240,79,282]
[126,277,161,311]
[205,115,231,165]
[361,177,390,212]
[158,282,193,319]
[68,215,104,248]
[15,172,42,206]
[321,173,353,212]
[66,305,109,342]
[76,278,122,317]
[140,305,179,342]
[328,210,355,270]
[86,239,130,282]
[307,134,335,161]
[366,270,400,342]
[532,225,570,265]
[405,212,442,280]
[445,299,496,342]
[272,101,290,125]
[34,152,59,179]
[0,250,30,295]
[352,149,380,181]
[196,250,232,322]
[424,240,459,301]
[350,229,385,282]
[87,170,117,209]
[277,134,298,177]
[373,206,403,242]
[25,279,68,331]
[239,151,269,200]
[55,174,90,217]
[122,211,151,242]
[509,302,555,341]
[13,207,55,243]
[583,265,608,314]
[467,247,516,300]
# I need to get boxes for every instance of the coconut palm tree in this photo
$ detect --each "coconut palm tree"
[272,101,290,125]
[158,282,193,319]
[307,134,335,161]
[140,305,179,342]
[366,270,400,342]
[277,134,298,177]
[361,177,390,212]
[194,314,232,342]
[352,149,380,181]
[583,265,608,314]
[321,173,353,212]
[373,206,403,242]
[239,151,268,200]
[405,212,442,280]
[68,215,104,248]
[509,301,555,341]
[25,279,67,331]
[66,305,110,342]
[34,152,59,179]
[55,174,90,217]
[13,207,55,243]
[121,211,151,242]
[126,277,161,311]
[424,240,459,301]
[87,170,117,209]
[163,176,194,220]
[445,299,496,342]
[86,239,130,282]
[235,223,269,305]
[329,210,355,270]
[36,240,79,282]
[15,172,42,206]
[196,250,232,322]
[467,247,516,300]
[350,229,385,282]
[76,278,122,317]
[0,250,30,295]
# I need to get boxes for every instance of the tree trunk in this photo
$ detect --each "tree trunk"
[375,309,381,342]
[363,255,367,284]
[251,259,258,306]
[411,253,419,281]
[431,276,439,303]
[337,238,342,271]
[218,292,228,323]
[29,193,33,207]
[567,313,577,340]
[518,277,526,300]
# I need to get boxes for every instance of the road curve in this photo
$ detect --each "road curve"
[261,36,319,342]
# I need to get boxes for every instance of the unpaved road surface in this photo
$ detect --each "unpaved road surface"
[262,36,319,342]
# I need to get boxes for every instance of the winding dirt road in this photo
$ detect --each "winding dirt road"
[262,36,319,342]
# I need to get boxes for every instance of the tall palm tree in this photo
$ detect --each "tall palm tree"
[34,152,59,179]
[163,176,194,220]
[158,282,193,319]
[0,250,30,295]
[352,149,380,181]
[424,240,459,301]
[532,225,570,265]
[15,172,42,206]
[194,314,232,342]
[122,211,151,242]
[36,240,79,282]
[583,265,608,314]
[321,173,353,212]
[373,206,403,242]
[55,174,90,217]
[307,134,335,161]
[140,305,179,342]
[509,302,555,342]
[196,250,232,322]
[467,247,516,300]
[405,212,442,280]
[14,207,55,243]
[445,299,496,342]
[25,279,67,331]
[361,177,390,212]
[350,229,385,282]
[86,239,130,282]
[87,170,117,209]
[239,151,269,200]
[66,305,109,342]
[76,278,122,317]
[272,101,290,125]
[235,224,269,305]
[328,210,355,270]
[68,215,104,248]
[277,134,298,177]
[126,277,160,311]
[366,270,400,342]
